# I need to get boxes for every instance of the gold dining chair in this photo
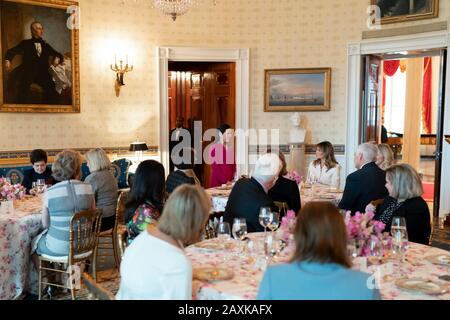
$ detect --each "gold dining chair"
[38,208,102,300]
[94,190,129,278]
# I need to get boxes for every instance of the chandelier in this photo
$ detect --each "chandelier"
[153,0,195,21]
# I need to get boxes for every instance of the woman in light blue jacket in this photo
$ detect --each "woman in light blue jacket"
[257,202,381,300]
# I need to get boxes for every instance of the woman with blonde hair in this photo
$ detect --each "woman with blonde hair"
[257,202,380,300]
[84,148,118,231]
[375,143,395,170]
[117,184,210,299]
[306,141,340,188]
[368,163,431,245]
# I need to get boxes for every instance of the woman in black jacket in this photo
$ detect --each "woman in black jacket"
[268,151,301,215]
[367,163,431,245]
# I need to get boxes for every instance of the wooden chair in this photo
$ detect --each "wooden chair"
[94,191,129,277]
[82,272,115,300]
[274,201,289,217]
[370,198,385,207]
[38,209,102,300]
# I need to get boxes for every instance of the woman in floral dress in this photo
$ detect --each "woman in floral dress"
[124,160,165,241]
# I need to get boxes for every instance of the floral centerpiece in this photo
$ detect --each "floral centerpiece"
[278,209,297,242]
[0,177,25,201]
[344,211,387,257]
[283,171,302,185]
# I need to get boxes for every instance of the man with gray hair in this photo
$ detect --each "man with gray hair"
[339,143,388,214]
[224,153,280,232]
[4,21,63,104]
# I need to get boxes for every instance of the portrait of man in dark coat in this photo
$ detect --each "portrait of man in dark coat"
[4,21,63,104]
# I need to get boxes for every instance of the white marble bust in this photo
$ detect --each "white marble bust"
[289,112,306,143]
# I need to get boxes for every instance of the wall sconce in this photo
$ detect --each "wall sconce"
[111,55,133,97]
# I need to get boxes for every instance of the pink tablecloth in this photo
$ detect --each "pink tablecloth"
[0,196,42,300]
[186,233,450,300]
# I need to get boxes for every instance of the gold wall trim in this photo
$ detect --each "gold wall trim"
[0,146,159,167]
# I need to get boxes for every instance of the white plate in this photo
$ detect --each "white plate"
[395,277,448,295]
[193,267,234,281]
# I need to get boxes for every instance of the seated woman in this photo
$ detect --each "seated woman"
[306,141,340,188]
[209,123,236,188]
[84,148,119,232]
[22,149,55,193]
[125,160,165,242]
[367,163,431,245]
[375,143,395,170]
[116,184,210,299]
[33,150,95,257]
[166,148,201,194]
[257,202,380,300]
[268,151,301,214]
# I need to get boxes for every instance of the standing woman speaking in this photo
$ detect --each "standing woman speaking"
[209,123,236,188]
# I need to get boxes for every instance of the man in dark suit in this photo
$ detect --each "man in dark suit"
[339,143,388,214]
[169,116,191,172]
[224,153,280,233]
[4,21,63,104]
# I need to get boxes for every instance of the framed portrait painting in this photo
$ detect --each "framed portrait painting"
[371,0,439,24]
[0,0,80,113]
[264,68,331,112]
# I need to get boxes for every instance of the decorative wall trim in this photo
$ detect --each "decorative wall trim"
[0,147,159,167]
[362,22,447,40]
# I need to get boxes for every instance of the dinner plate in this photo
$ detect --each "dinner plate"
[424,254,450,266]
[318,195,336,200]
[395,277,448,295]
[193,267,234,281]
[328,189,343,193]
[193,241,228,251]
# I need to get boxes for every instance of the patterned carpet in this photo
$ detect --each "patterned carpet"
[51,268,120,300]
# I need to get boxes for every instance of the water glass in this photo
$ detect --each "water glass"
[216,221,231,241]
[264,233,278,265]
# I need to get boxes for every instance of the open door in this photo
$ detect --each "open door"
[433,49,447,218]
[361,55,382,143]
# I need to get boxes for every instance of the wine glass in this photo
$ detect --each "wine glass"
[390,216,408,272]
[31,181,38,195]
[367,238,382,265]
[216,221,231,241]
[232,218,247,253]
[37,179,46,193]
[266,211,280,238]
[259,207,272,237]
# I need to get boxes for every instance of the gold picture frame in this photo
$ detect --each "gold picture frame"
[0,0,80,113]
[264,68,331,112]
[371,0,439,24]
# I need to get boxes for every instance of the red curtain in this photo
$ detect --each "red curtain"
[381,60,400,117]
[422,57,432,134]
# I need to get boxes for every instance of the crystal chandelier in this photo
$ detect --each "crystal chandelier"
[153,0,195,21]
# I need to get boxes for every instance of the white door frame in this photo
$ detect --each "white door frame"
[346,31,450,216]
[157,47,250,177]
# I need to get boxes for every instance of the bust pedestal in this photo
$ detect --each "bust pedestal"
[288,143,305,177]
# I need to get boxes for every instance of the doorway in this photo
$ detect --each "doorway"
[168,62,236,187]
[360,49,447,218]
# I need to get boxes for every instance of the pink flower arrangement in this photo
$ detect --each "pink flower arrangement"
[279,209,297,241]
[0,177,25,202]
[344,211,387,257]
[283,171,302,185]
